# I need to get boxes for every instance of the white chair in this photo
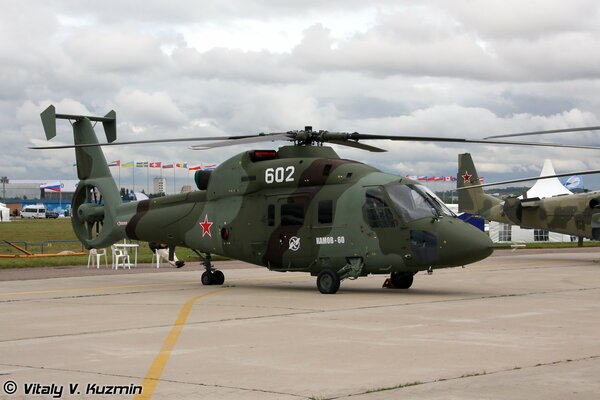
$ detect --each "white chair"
[151,249,161,268]
[112,245,131,269]
[87,248,107,269]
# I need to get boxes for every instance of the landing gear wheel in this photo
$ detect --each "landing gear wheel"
[212,270,225,285]
[317,269,340,294]
[201,271,214,286]
[390,272,414,289]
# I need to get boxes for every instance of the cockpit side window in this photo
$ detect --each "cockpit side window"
[417,184,456,217]
[386,183,452,222]
[364,187,396,228]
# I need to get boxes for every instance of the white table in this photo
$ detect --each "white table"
[112,243,139,268]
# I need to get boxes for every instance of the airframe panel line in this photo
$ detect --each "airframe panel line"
[134,288,228,400]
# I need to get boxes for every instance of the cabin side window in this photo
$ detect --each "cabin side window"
[364,188,395,228]
[267,204,275,226]
[281,203,304,226]
[318,200,333,224]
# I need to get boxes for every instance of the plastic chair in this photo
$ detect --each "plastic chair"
[87,248,108,269]
[151,249,161,268]
[112,245,131,269]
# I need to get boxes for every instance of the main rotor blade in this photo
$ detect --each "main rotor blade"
[28,134,272,150]
[190,133,292,150]
[327,139,387,152]
[30,128,600,151]
[348,133,600,150]
[484,126,600,140]
[458,168,600,190]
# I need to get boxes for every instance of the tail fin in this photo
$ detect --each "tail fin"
[40,105,123,249]
[457,153,503,216]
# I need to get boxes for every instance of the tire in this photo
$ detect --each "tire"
[390,272,414,289]
[317,269,340,294]
[201,271,213,286]
[212,270,225,285]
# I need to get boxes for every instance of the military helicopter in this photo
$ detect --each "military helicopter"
[457,126,600,240]
[33,105,600,293]
[458,152,600,240]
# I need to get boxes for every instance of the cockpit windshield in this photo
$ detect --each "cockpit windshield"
[386,183,456,222]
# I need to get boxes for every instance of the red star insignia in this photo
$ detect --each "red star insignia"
[199,214,213,237]
[462,171,472,184]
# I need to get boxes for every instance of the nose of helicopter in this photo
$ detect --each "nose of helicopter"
[440,219,494,266]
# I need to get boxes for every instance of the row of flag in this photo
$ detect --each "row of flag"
[107,160,217,171]
[405,175,485,182]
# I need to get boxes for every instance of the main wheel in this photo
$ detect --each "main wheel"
[317,269,340,294]
[201,271,214,286]
[212,270,225,285]
[390,272,414,289]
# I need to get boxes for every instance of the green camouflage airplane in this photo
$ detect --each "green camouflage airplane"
[458,153,600,240]
[34,105,600,293]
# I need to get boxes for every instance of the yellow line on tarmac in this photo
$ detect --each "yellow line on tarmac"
[135,288,228,400]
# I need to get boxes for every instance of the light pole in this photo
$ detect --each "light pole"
[0,176,8,200]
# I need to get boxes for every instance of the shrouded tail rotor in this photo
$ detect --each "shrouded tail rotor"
[71,182,113,247]
[40,105,124,249]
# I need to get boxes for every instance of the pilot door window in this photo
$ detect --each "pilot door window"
[364,188,395,228]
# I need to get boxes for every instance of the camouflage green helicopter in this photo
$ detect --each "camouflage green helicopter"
[458,152,600,240]
[34,106,599,293]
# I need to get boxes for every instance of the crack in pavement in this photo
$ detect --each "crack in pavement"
[0,362,310,399]
[2,355,598,400]
[326,355,600,399]
[1,286,598,344]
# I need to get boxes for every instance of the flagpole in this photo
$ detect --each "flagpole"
[146,164,149,194]
[132,162,135,194]
[173,164,176,194]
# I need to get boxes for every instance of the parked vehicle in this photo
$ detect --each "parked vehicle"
[20,205,46,219]
[45,211,59,219]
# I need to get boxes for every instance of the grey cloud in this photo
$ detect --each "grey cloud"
[63,28,167,74]
[436,0,599,39]
[171,47,308,83]
[289,5,600,82]
[114,90,187,127]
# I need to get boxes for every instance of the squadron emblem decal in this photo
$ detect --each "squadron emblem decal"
[289,236,301,251]
[200,214,213,237]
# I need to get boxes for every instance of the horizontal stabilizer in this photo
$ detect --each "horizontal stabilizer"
[40,105,117,143]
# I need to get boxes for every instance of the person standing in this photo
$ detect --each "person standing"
[148,242,185,268]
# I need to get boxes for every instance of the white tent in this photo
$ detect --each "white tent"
[490,159,576,243]
[0,202,10,222]
[521,159,572,199]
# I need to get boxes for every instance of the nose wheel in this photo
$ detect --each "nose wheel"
[387,272,414,289]
[199,253,225,286]
[201,270,225,285]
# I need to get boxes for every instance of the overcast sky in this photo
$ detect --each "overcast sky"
[2,1,600,192]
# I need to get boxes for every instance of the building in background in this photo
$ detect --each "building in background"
[0,180,78,215]
[153,177,166,194]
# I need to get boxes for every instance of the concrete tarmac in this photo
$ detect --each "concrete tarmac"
[0,248,599,399]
